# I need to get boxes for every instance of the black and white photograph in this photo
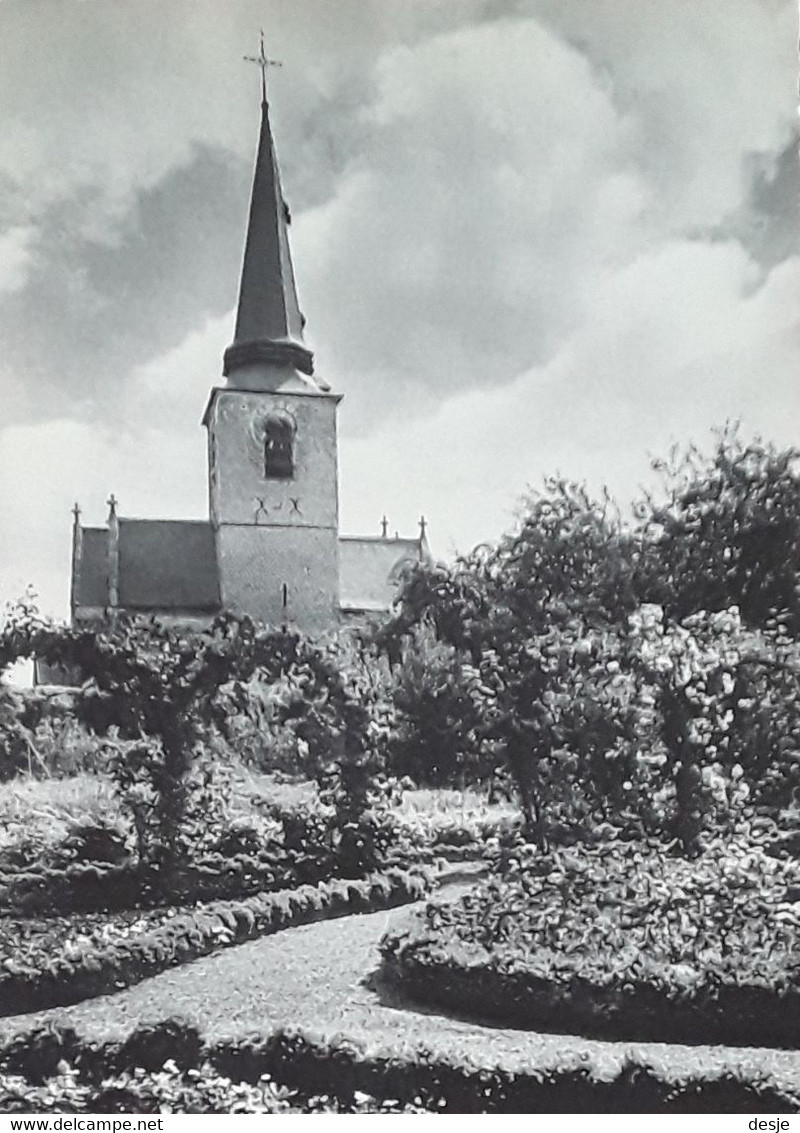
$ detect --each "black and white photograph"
[0,0,798,1118]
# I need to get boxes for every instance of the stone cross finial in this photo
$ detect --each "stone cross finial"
[419,515,428,539]
[72,501,81,523]
[244,29,282,104]
[381,515,388,538]
[107,493,118,521]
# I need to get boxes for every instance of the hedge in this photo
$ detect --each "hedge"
[0,846,334,916]
[379,842,800,1049]
[379,945,800,1050]
[211,1027,800,1113]
[0,868,430,1016]
[0,1020,797,1114]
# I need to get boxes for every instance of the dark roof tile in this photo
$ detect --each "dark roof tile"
[118,520,220,612]
[74,528,108,607]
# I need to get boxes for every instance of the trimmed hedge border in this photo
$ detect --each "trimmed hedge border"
[378,940,800,1051]
[0,868,431,1017]
[0,850,330,916]
[212,1027,800,1114]
[0,862,148,917]
[0,1020,797,1114]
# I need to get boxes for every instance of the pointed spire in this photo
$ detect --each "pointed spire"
[106,494,120,614]
[418,515,432,562]
[70,504,83,617]
[223,63,314,384]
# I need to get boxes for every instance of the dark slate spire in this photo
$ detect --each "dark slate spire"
[223,91,314,382]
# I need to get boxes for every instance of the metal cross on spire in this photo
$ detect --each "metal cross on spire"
[244,29,282,104]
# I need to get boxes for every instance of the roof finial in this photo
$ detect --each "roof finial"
[72,501,81,524]
[381,515,388,539]
[244,28,282,105]
[107,493,118,522]
[419,515,428,540]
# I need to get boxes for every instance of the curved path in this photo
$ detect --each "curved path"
[2,876,799,1094]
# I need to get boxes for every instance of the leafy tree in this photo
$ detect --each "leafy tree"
[638,428,800,633]
[386,624,487,787]
[0,606,369,880]
[624,604,800,853]
[495,478,642,630]
[379,479,644,837]
[376,553,493,665]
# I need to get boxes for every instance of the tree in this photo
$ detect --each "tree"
[386,623,487,787]
[638,428,800,633]
[378,479,644,837]
[495,478,642,630]
[0,606,369,878]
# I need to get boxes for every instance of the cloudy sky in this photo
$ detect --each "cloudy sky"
[0,0,797,617]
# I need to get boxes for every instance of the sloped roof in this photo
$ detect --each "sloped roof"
[223,97,315,382]
[339,535,423,614]
[73,527,107,607]
[74,520,221,614]
[118,520,220,611]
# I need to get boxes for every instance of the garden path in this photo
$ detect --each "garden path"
[2,874,799,1093]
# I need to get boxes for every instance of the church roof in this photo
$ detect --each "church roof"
[74,520,221,614]
[339,534,427,614]
[73,527,109,608]
[223,93,315,382]
[117,520,220,612]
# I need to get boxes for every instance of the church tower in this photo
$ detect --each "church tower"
[202,62,341,633]
[65,44,431,643]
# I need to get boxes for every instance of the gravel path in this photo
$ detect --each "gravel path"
[2,876,799,1092]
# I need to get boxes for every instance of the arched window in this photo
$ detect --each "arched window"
[264,415,294,480]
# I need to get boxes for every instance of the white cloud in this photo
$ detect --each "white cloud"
[532,0,797,228]
[0,225,35,293]
[0,1,797,615]
[295,7,797,431]
[125,309,232,430]
[341,247,800,555]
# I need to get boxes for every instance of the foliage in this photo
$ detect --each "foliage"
[376,479,648,838]
[393,788,519,862]
[213,1027,800,1114]
[625,604,800,853]
[0,1064,434,1115]
[2,1017,796,1114]
[377,442,800,850]
[380,840,800,1047]
[316,754,405,877]
[0,683,99,782]
[0,686,34,781]
[639,429,800,634]
[0,868,431,1015]
[384,624,488,787]
[4,1018,795,1115]
[0,608,370,880]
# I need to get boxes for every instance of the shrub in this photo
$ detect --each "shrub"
[2,1020,797,1113]
[385,625,488,787]
[380,841,800,1048]
[0,610,371,892]
[0,868,431,1015]
[638,429,800,634]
